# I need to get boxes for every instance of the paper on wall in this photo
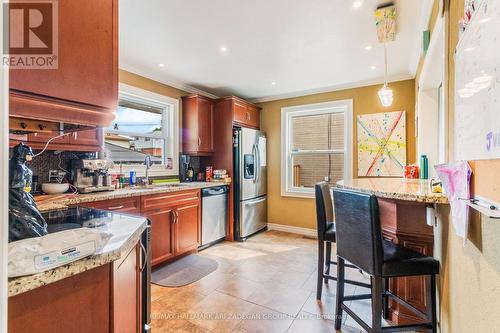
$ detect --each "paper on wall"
[435,161,472,244]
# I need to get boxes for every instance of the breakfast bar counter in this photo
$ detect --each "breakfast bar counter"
[336,178,448,324]
[336,178,448,204]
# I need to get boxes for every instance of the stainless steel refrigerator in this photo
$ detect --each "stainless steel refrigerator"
[233,127,267,241]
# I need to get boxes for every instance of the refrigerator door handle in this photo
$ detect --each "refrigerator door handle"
[244,197,266,206]
[252,143,258,183]
[256,141,261,182]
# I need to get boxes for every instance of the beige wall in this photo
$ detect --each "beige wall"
[258,79,416,229]
[119,69,189,100]
[437,0,500,332]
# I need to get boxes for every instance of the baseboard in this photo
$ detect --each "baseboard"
[267,223,317,238]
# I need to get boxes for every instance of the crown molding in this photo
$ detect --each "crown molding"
[250,73,415,104]
[120,63,220,99]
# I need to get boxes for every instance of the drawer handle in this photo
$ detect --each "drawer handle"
[246,112,250,120]
[108,205,124,210]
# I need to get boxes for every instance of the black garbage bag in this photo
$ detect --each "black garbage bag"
[9,143,48,242]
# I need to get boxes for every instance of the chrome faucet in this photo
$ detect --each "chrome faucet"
[144,155,153,185]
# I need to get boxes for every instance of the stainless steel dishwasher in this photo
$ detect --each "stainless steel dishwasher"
[201,185,229,248]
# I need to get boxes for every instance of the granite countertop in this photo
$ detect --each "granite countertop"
[336,178,449,204]
[8,212,148,297]
[35,182,226,212]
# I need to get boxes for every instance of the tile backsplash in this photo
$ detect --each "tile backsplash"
[10,149,95,192]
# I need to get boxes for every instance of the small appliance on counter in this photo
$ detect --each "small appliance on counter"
[71,159,115,193]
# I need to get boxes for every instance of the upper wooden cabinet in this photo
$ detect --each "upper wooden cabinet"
[182,95,214,155]
[9,0,118,127]
[215,96,261,130]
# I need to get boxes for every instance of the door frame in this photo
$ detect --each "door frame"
[1,4,9,330]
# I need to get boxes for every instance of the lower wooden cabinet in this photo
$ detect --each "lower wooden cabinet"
[142,190,201,267]
[175,202,201,254]
[80,196,141,215]
[9,265,111,333]
[146,207,175,266]
[76,189,201,267]
[112,244,141,333]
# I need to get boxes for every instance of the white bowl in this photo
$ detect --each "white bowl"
[41,183,70,194]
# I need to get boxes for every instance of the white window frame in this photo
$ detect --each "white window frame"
[281,100,353,198]
[106,83,179,177]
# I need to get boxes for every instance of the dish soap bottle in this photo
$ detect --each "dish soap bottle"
[420,155,429,180]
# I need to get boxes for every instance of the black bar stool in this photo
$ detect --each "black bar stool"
[332,189,439,333]
[314,182,370,301]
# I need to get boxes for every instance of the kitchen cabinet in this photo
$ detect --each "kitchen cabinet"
[9,0,118,127]
[80,196,141,215]
[182,94,214,155]
[9,265,111,333]
[145,207,175,266]
[141,190,201,266]
[11,128,104,152]
[175,202,201,254]
[112,244,141,333]
[232,99,260,129]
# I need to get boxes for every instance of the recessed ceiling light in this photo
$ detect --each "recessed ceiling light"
[365,45,373,51]
[370,65,377,70]
[352,0,363,9]
[158,63,165,68]
[220,46,228,53]
[271,81,277,86]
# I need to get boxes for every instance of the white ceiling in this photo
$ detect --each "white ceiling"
[119,0,433,102]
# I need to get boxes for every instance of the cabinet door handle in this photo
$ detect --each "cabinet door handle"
[198,137,201,147]
[107,205,124,210]
[74,132,78,140]
[170,210,175,224]
[174,210,179,224]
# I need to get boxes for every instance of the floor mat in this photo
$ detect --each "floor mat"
[151,254,219,287]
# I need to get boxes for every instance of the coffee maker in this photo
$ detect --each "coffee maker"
[71,159,115,193]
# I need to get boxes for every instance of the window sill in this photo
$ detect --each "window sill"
[281,189,315,199]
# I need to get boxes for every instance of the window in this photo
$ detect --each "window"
[281,100,353,197]
[104,83,179,176]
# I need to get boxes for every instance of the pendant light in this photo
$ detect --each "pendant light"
[378,43,393,107]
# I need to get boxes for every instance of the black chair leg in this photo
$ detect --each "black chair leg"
[371,276,383,333]
[334,256,345,330]
[324,241,332,284]
[426,274,437,333]
[382,277,389,320]
[316,240,324,300]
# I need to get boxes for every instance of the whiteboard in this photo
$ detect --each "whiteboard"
[455,0,500,161]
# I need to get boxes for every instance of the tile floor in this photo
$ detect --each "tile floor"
[150,230,376,333]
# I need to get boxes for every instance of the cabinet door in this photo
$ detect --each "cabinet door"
[80,197,140,215]
[112,244,140,333]
[233,101,260,129]
[174,201,200,255]
[70,128,103,147]
[145,208,175,266]
[182,96,200,153]
[28,131,70,145]
[197,98,214,153]
[10,0,118,111]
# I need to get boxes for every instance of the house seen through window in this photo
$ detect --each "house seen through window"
[281,100,353,197]
[103,86,179,176]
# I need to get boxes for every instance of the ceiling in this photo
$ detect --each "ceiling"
[119,0,433,102]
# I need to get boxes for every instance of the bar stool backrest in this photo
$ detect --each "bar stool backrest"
[333,189,384,276]
[315,182,334,241]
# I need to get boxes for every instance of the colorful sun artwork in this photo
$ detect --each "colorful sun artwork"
[357,111,406,177]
